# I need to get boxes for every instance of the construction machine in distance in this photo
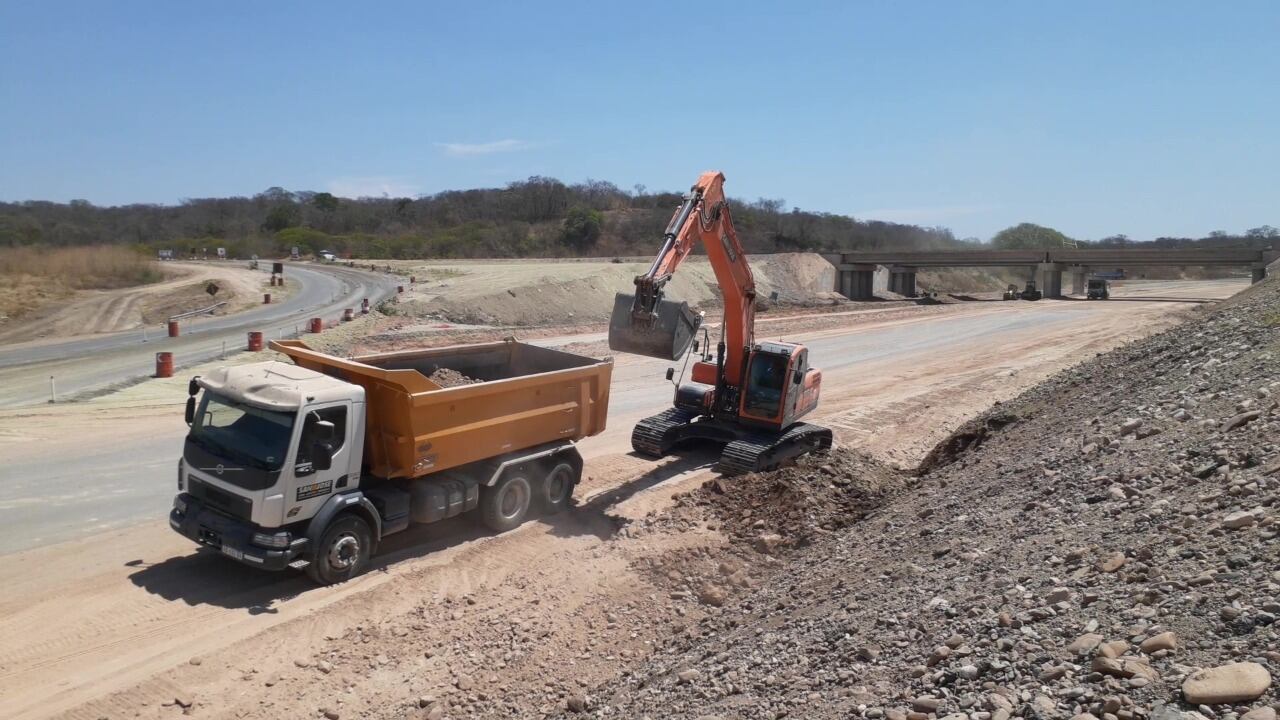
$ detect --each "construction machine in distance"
[607,171,833,475]
[1002,284,1020,301]
[1086,278,1110,300]
[1020,280,1043,301]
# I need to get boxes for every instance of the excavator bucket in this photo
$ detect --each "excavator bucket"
[607,292,702,360]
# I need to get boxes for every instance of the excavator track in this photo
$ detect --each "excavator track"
[717,422,834,476]
[630,408,699,457]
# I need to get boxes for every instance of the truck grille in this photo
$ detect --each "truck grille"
[187,475,253,521]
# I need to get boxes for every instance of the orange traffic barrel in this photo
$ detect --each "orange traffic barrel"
[167,320,180,337]
[155,352,174,378]
[342,308,355,321]
[247,331,264,351]
[263,293,272,304]
[309,317,323,333]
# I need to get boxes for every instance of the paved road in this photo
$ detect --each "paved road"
[0,279,1241,553]
[0,263,401,406]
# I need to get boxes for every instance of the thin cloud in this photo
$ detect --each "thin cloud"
[435,139,532,157]
[327,177,421,199]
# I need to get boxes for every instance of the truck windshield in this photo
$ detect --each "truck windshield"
[744,353,787,418]
[187,391,295,472]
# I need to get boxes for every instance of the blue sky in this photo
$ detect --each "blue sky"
[1,1,1277,240]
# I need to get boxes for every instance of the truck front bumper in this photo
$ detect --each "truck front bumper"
[169,494,307,571]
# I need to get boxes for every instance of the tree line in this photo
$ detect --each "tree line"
[0,177,967,259]
[1,179,1273,259]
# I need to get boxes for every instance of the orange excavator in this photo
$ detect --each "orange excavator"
[608,171,833,474]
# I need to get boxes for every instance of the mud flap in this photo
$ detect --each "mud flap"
[607,293,702,361]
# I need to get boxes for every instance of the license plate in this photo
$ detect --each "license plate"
[221,545,244,560]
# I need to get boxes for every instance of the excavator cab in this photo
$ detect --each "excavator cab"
[608,292,703,361]
[739,342,821,429]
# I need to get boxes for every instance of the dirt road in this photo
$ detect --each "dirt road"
[0,279,1243,720]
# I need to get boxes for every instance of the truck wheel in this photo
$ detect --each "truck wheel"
[306,514,372,585]
[538,461,577,514]
[481,472,532,532]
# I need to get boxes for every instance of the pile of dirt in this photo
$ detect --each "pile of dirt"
[428,367,480,387]
[568,273,1280,717]
[685,448,907,551]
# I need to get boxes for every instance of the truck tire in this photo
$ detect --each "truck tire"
[481,472,532,533]
[306,513,373,585]
[538,461,577,514]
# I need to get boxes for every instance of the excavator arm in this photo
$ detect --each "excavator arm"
[608,171,756,386]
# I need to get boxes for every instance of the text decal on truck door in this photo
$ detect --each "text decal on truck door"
[296,479,332,501]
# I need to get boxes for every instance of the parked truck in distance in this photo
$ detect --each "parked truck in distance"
[1086,278,1110,300]
[170,338,613,584]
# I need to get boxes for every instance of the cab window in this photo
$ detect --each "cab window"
[744,353,787,416]
[298,406,347,463]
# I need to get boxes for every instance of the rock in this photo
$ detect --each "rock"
[677,668,702,684]
[912,697,941,714]
[322,710,340,720]
[1099,552,1127,573]
[754,533,784,554]
[173,693,194,709]
[1181,662,1272,704]
[857,645,881,661]
[958,664,981,680]
[1072,714,1100,720]
[887,710,908,720]
[566,694,589,712]
[188,657,202,666]
[293,657,312,668]
[1241,708,1276,720]
[696,583,728,607]
[1046,587,1072,604]
[1120,418,1144,435]
[317,660,333,674]
[1099,640,1130,658]
[1223,509,1263,530]
[1224,410,1262,431]
[1067,633,1104,655]
[455,674,474,690]
[1139,632,1177,654]
[927,646,951,667]
[425,705,445,720]
[1092,656,1159,681]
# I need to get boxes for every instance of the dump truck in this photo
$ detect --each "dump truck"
[1086,278,1110,300]
[169,338,613,584]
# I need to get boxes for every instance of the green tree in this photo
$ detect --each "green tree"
[991,222,1074,249]
[262,204,299,233]
[312,192,339,213]
[560,206,603,252]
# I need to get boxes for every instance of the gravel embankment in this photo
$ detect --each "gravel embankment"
[573,276,1280,719]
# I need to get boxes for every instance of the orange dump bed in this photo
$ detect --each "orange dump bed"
[271,339,612,479]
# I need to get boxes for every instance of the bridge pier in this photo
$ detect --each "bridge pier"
[1253,263,1268,284]
[1070,266,1090,295]
[888,265,917,297]
[836,263,878,300]
[1037,263,1064,299]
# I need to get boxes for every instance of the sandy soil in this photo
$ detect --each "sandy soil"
[0,280,1245,720]
[0,262,278,345]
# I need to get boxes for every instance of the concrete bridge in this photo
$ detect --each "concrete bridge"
[824,247,1277,299]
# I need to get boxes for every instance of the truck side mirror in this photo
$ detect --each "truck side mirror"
[312,443,333,471]
[188,377,200,396]
[665,367,675,381]
[313,419,335,442]
[184,397,196,425]
[692,340,700,353]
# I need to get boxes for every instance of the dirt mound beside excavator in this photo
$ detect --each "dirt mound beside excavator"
[679,448,908,552]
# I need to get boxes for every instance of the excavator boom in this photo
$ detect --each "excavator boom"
[608,171,756,380]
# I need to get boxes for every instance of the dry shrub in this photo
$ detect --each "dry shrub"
[0,245,161,289]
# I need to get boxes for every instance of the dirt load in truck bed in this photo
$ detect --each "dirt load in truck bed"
[427,367,479,387]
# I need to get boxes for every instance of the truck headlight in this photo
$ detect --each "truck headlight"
[252,531,291,549]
